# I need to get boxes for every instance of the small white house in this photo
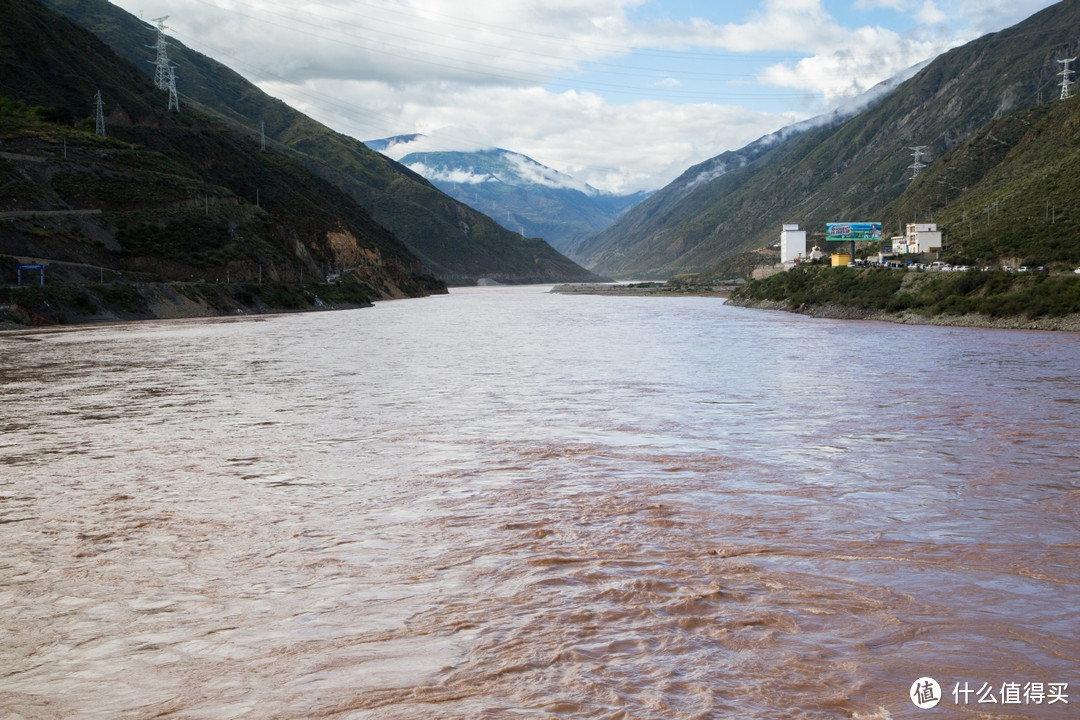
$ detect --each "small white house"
[780,223,807,264]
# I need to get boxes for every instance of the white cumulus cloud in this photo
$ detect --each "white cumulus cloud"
[116,0,1060,193]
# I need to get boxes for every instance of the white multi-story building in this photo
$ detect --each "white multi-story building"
[896,223,942,254]
[780,223,806,263]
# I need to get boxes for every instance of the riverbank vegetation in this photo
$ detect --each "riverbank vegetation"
[730,265,1080,322]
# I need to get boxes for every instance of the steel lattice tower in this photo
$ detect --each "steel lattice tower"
[1059,57,1077,100]
[150,17,171,90]
[167,66,180,112]
[149,17,180,111]
[94,90,106,137]
[908,145,928,181]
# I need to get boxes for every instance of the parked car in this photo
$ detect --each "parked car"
[1018,266,1030,272]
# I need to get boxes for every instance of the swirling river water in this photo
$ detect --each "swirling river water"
[1,286,1078,720]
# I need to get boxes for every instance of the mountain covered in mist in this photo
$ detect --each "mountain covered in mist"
[38,0,596,285]
[579,0,1080,279]
[369,140,650,258]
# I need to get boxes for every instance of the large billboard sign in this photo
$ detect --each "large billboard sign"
[827,222,882,241]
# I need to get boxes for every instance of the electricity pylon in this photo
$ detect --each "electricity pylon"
[149,16,180,112]
[94,90,106,137]
[908,145,928,182]
[1060,57,1077,100]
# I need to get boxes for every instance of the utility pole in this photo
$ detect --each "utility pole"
[1059,57,1077,100]
[94,91,106,137]
[908,146,927,182]
[260,121,266,152]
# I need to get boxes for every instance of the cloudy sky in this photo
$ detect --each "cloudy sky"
[112,0,1060,193]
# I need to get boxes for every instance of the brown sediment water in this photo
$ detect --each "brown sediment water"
[1,286,1077,719]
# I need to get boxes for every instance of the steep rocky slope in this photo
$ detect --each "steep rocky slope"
[40,0,596,284]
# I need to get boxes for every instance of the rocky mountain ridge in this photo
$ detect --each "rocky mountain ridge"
[38,0,596,285]
[1,0,442,326]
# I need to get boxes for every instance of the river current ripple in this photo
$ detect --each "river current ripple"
[1,286,1078,719]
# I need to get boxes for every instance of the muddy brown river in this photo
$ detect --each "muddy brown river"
[1,286,1077,719]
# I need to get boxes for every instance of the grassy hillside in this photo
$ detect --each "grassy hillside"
[40,0,595,284]
[726,89,1080,328]
[580,0,1080,279]
[883,95,1080,268]
[1,0,444,325]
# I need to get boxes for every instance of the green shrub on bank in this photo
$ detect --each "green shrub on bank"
[740,267,904,310]
[95,283,148,313]
[116,216,242,268]
[225,275,377,311]
[733,266,1080,319]
[311,275,378,306]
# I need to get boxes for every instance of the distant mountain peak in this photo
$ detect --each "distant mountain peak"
[497,150,600,196]
[367,141,602,197]
[364,140,649,257]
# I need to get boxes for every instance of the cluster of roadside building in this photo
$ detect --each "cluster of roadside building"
[779,222,943,267]
[755,222,1078,279]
